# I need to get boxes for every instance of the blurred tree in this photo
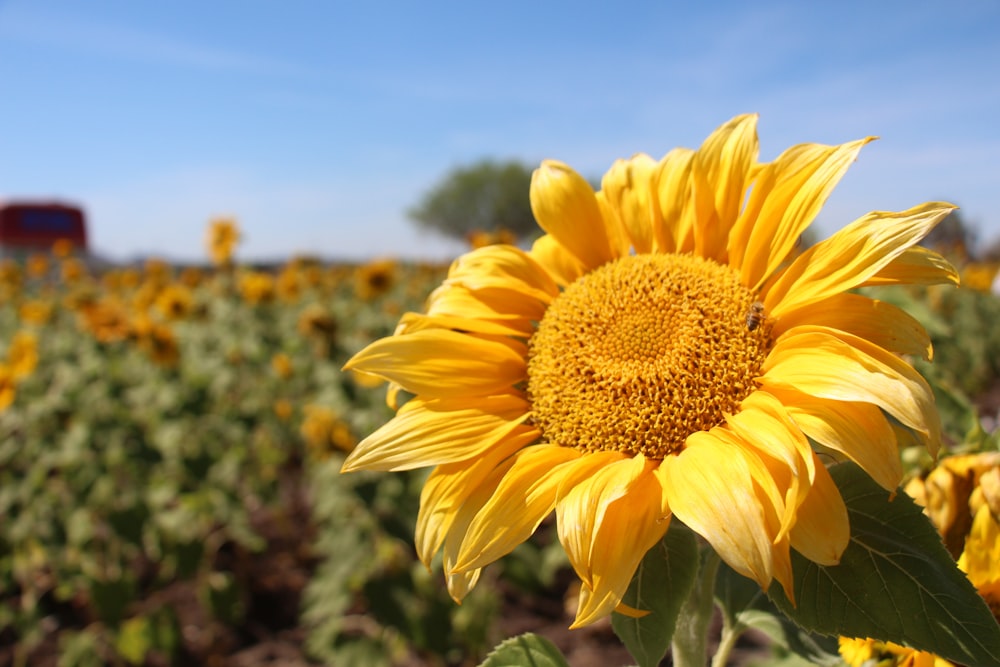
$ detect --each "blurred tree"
[921,208,976,261]
[407,160,538,242]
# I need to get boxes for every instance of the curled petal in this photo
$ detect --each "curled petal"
[601,153,660,254]
[530,234,586,287]
[531,160,620,270]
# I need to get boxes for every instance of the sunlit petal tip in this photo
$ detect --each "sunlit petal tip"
[613,602,650,619]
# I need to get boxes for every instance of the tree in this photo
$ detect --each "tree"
[407,160,538,242]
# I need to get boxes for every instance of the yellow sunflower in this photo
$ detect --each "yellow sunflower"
[341,115,956,627]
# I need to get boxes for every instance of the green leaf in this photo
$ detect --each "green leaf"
[716,565,841,666]
[612,520,699,667]
[769,462,1000,667]
[478,633,570,667]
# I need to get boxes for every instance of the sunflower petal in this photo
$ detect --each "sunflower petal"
[602,154,660,254]
[771,293,932,361]
[767,385,902,492]
[454,444,582,572]
[654,147,696,253]
[343,329,525,398]
[861,245,960,287]
[733,137,874,291]
[691,114,759,262]
[414,429,538,566]
[763,202,957,318]
[789,457,849,566]
[444,243,559,303]
[530,234,586,287]
[759,327,940,454]
[556,455,668,627]
[341,394,535,472]
[530,160,619,270]
[659,433,775,589]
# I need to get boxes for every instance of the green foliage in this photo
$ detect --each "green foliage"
[477,633,570,667]
[612,520,699,667]
[408,159,538,241]
[764,462,1000,666]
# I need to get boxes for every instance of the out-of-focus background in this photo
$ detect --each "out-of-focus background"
[2,2,1000,666]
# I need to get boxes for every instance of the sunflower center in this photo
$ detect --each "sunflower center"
[526,253,771,459]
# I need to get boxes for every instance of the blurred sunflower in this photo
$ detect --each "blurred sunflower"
[342,115,956,626]
[6,331,38,380]
[132,315,180,368]
[26,253,49,279]
[18,299,53,326]
[238,271,275,305]
[838,637,948,667]
[154,284,195,321]
[206,217,241,266]
[354,258,398,300]
[0,364,15,411]
[79,298,132,343]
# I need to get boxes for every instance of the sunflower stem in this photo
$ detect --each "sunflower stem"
[670,548,720,667]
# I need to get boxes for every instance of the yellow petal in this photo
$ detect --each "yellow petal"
[658,433,775,589]
[530,160,619,270]
[398,312,531,338]
[861,245,960,287]
[341,394,535,472]
[767,385,902,492]
[733,137,874,291]
[343,329,526,398]
[601,153,660,254]
[529,234,586,287]
[556,455,668,627]
[555,453,643,589]
[414,429,538,566]
[691,114,759,262]
[763,202,957,318]
[771,293,932,361]
[789,457,849,566]
[760,328,939,449]
[654,147,696,254]
[726,391,815,542]
[453,444,582,572]
[444,243,559,303]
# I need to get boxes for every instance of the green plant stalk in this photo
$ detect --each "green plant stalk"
[670,549,720,667]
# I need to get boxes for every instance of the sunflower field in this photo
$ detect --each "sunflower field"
[3,214,1000,667]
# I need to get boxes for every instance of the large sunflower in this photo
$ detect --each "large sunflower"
[342,115,957,627]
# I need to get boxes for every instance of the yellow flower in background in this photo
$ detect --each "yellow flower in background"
[273,398,294,421]
[19,299,54,326]
[131,314,180,367]
[79,298,132,343]
[0,364,15,411]
[206,217,241,266]
[143,258,172,286]
[342,115,956,626]
[838,637,950,667]
[904,452,1000,558]
[60,258,87,284]
[51,238,74,258]
[26,253,49,279]
[271,352,294,379]
[354,258,398,300]
[468,228,518,249]
[155,284,195,321]
[959,262,999,293]
[179,266,203,288]
[6,331,38,380]
[276,266,303,303]
[238,271,275,305]
[300,405,355,458]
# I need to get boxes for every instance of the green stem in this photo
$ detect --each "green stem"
[710,615,743,667]
[671,549,721,667]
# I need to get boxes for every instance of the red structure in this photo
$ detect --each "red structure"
[0,201,88,253]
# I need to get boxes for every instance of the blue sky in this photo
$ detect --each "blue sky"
[1,1,998,263]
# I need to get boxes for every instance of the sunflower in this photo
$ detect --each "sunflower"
[206,217,241,266]
[341,115,956,627]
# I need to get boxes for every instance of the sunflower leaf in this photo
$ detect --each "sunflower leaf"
[612,519,699,667]
[477,632,570,667]
[767,461,1000,666]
